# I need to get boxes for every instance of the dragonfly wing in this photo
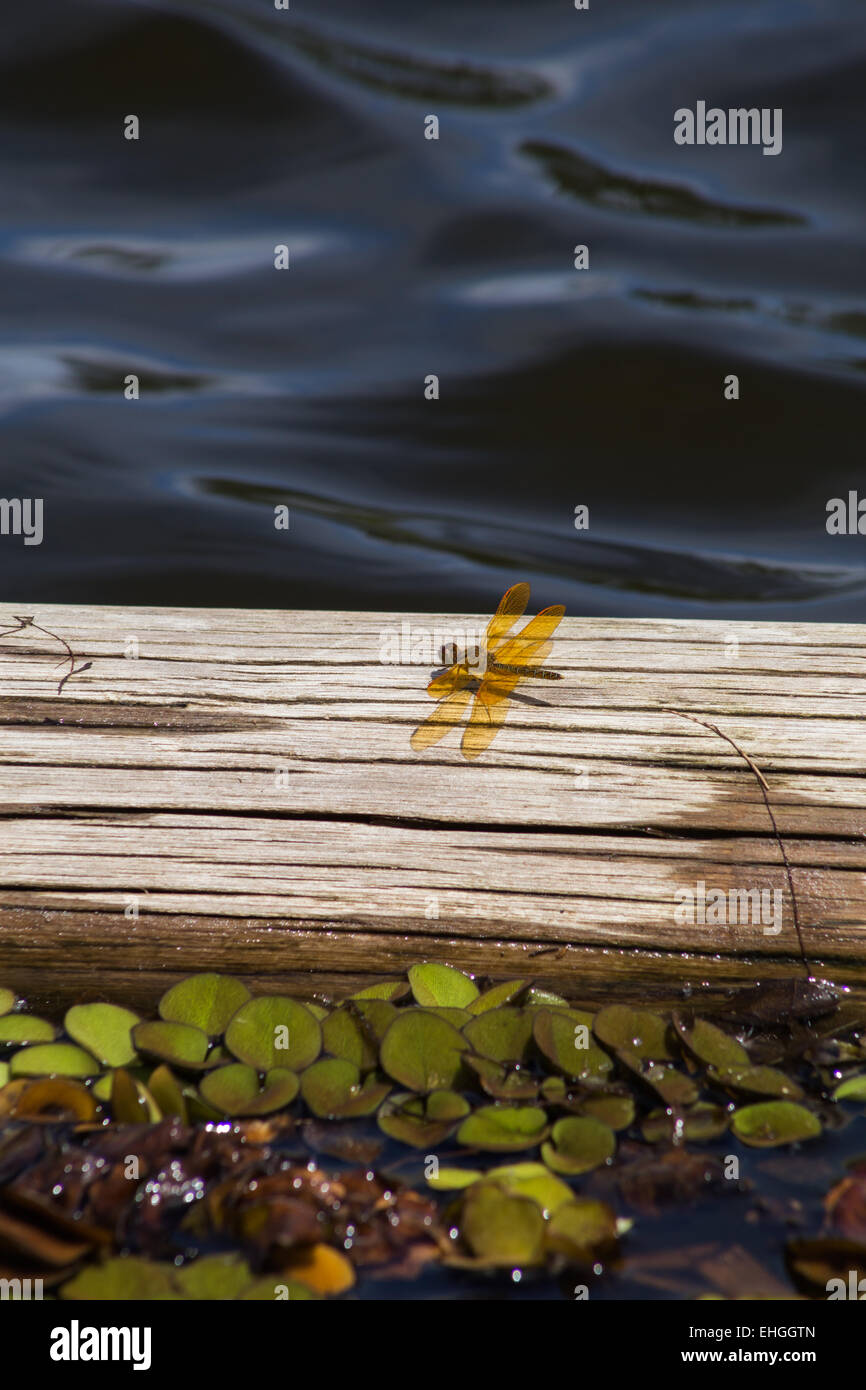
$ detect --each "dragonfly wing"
[493,605,565,670]
[426,663,468,698]
[461,679,518,760]
[410,686,473,751]
[486,582,530,656]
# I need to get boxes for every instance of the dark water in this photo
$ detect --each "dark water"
[2,0,866,618]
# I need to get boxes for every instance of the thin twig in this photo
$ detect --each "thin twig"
[0,614,92,694]
[662,707,808,978]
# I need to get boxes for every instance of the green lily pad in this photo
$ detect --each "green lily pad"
[300,1057,389,1118]
[378,1090,470,1147]
[641,1102,729,1143]
[711,1065,803,1100]
[199,1063,299,1116]
[408,963,479,1009]
[322,1007,378,1071]
[146,1065,189,1122]
[10,1042,100,1079]
[347,980,409,1002]
[463,1007,534,1064]
[0,1014,56,1045]
[158,973,251,1037]
[224,996,322,1072]
[485,1161,575,1214]
[60,1257,180,1300]
[672,1011,751,1070]
[132,1019,211,1069]
[65,1002,140,1068]
[732,1100,822,1148]
[0,988,16,1016]
[467,980,528,1014]
[460,1182,546,1265]
[305,1004,330,1021]
[545,1198,619,1260]
[426,1165,484,1190]
[594,1005,673,1060]
[541,1115,615,1175]
[380,1009,469,1093]
[457,1104,549,1151]
[533,1008,613,1083]
[0,1061,8,1087]
[833,1073,866,1102]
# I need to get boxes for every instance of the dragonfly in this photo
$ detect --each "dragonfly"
[410,582,565,760]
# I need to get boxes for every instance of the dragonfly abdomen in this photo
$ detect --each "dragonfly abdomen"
[489,662,562,679]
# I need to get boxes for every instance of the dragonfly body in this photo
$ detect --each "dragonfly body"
[410,582,565,760]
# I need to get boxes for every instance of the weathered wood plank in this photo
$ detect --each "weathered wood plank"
[0,603,864,1006]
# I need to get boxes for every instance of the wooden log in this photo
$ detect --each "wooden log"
[0,603,864,1011]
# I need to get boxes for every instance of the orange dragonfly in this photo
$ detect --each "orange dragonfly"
[410,582,565,760]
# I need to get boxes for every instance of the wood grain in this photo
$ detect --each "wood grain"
[1,603,864,1010]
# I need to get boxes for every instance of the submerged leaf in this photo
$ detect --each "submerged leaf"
[460,1182,546,1265]
[6,1077,98,1122]
[426,1165,484,1191]
[279,1243,356,1294]
[545,1198,619,1260]
[832,1073,866,1102]
[541,1115,615,1175]
[172,1253,258,1301]
[484,1161,575,1214]
[60,1257,180,1300]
